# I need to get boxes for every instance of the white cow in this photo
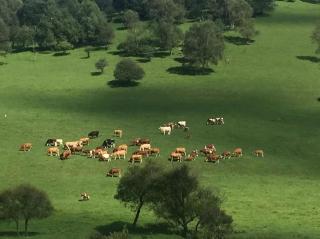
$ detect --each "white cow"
[99,152,111,162]
[140,143,151,151]
[56,139,63,146]
[159,126,171,135]
[177,121,187,128]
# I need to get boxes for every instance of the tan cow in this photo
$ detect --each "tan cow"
[79,137,90,146]
[233,148,243,157]
[99,151,111,162]
[107,168,122,177]
[65,141,82,150]
[254,149,264,157]
[221,151,231,159]
[20,143,32,152]
[175,147,186,156]
[117,144,128,152]
[170,152,183,162]
[149,148,160,157]
[206,154,221,163]
[130,154,143,164]
[47,147,60,156]
[111,150,126,160]
[140,143,151,151]
[114,129,123,138]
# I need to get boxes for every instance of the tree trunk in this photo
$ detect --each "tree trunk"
[87,51,90,58]
[132,201,144,227]
[182,223,189,238]
[15,219,19,236]
[24,218,29,236]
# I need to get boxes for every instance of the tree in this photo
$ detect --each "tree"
[0,184,54,236]
[0,18,10,54]
[147,0,185,23]
[152,21,183,54]
[84,46,95,58]
[114,161,163,226]
[55,40,73,54]
[12,25,35,49]
[312,22,320,54]
[95,21,114,47]
[183,21,224,68]
[238,18,257,42]
[151,165,233,238]
[227,0,253,29]
[245,0,275,16]
[95,58,108,73]
[123,10,140,29]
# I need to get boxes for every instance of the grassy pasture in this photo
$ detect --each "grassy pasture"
[0,1,320,239]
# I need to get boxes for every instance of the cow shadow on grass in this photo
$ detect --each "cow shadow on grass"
[107,80,140,88]
[224,36,254,45]
[0,231,40,237]
[91,71,102,76]
[52,52,70,57]
[296,55,320,63]
[95,221,174,237]
[167,66,214,76]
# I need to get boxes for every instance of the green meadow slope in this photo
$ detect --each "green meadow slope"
[0,1,319,239]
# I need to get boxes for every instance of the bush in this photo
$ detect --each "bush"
[114,59,145,82]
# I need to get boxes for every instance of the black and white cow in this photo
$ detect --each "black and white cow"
[45,139,56,146]
[102,139,115,148]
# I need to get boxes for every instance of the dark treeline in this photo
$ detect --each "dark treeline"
[0,0,274,54]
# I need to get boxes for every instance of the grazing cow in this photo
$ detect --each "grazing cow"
[207,118,224,125]
[206,154,221,163]
[70,145,83,155]
[107,168,122,177]
[170,152,183,162]
[80,192,90,201]
[216,117,224,125]
[221,151,231,159]
[102,139,115,148]
[200,148,215,156]
[60,150,71,160]
[117,144,128,152]
[159,126,171,135]
[133,150,149,158]
[47,147,60,156]
[88,131,99,139]
[254,149,264,157]
[175,147,186,156]
[185,150,198,161]
[114,129,123,138]
[79,137,90,146]
[177,121,187,128]
[45,139,56,146]
[232,148,243,157]
[149,148,160,157]
[204,144,216,152]
[163,122,175,129]
[130,138,150,146]
[99,151,111,162]
[20,143,32,152]
[130,154,143,164]
[64,141,82,150]
[140,143,151,151]
[111,150,126,160]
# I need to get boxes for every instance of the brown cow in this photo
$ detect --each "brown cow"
[170,152,183,162]
[47,147,60,156]
[254,149,264,157]
[64,141,82,150]
[130,154,143,164]
[206,154,221,163]
[60,150,71,160]
[70,145,83,155]
[232,148,243,157]
[107,168,122,177]
[130,138,150,146]
[149,148,160,157]
[200,148,214,156]
[133,150,149,158]
[20,143,32,152]
[185,150,198,161]
[116,144,128,152]
[111,150,126,160]
[221,151,231,159]
[204,144,216,152]
[175,147,186,156]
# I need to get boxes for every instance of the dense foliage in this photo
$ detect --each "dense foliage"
[312,22,320,54]
[114,59,145,82]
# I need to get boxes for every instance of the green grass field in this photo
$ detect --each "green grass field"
[0,1,320,238]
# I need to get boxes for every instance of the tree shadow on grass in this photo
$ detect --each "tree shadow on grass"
[0,231,40,237]
[95,221,174,236]
[174,57,190,64]
[153,51,171,58]
[0,62,8,66]
[107,80,140,88]
[224,36,254,45]
[117,26,127,31]
[167,66,214,76]
[91,72,102,76]
[296,56,320,63]
[137,58,151,63]
[317,97,320,102]
[53,52,70,57]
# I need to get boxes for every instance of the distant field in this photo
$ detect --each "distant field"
[0,1,320,239]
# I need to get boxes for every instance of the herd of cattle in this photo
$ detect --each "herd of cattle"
[19,118,264,177]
